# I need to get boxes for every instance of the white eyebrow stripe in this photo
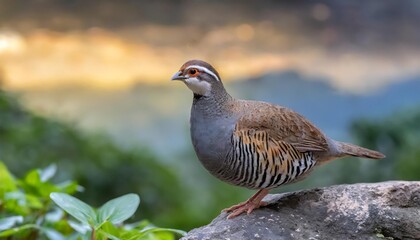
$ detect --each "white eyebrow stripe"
[185,65,220,82]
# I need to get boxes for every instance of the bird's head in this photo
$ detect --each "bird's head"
[171,60,223,97]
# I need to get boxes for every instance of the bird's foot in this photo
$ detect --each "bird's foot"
[223,200,268,219]
[222,189,270,219]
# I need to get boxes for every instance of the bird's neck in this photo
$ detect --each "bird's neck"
[192,88,233,117]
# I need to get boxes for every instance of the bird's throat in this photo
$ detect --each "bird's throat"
[193,93,204,100]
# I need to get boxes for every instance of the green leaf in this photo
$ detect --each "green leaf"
[66,231,91,240]
[139,227,186,237]
[145,231,176,240]
[25,193,43,209]
[99,221,120,237]
[45,208,64,222]
[50,192,97,226]
[0,216,23,231]
[24,169,41,186]
[56,181,80,195]
[124,220,151,230]
[40,227,65,240]
[97,229,120,240]
[122,227,184,240]
[3,191,31,215]
[0,161,17,196]
[97,193,140,225]
[20,169,61,197]
[122,227,185,240]
[0,224,38,237]
[40,164,57,182]
[68,220,91,234]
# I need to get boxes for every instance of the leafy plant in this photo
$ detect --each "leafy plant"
[0,90,186,226]
[50,192,185,240]
[0,162,77,239]
[0,162,186,239]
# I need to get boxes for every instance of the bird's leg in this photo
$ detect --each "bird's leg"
[223,189,270,219]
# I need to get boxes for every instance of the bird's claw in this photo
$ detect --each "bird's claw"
[223,200,268,219]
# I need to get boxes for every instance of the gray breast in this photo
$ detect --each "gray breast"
[190,110,237,175]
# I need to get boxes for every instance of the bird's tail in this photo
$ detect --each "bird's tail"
[336,141,385,159]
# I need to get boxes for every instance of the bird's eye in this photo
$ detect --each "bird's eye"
[188,68,198,76]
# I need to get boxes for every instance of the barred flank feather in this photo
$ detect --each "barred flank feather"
[218,129,317,189]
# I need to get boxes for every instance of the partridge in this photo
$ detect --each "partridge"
[171,60,385,219]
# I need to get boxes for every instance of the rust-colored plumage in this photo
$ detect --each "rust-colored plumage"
[234,100,329,152]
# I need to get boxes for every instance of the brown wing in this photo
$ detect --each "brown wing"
[234,100,329,152]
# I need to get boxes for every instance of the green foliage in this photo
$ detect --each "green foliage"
[0,163,185,239]
[349,108,420,182]
[0,90,196,229]
[50,193,98,226]
[0,162,78,239]
[96,194,140,225]
[50,193,184,240]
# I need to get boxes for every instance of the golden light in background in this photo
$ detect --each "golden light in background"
[235,24,255,42]
[0,31,25,54]
[0,27,288,90]
[0,26,419,93]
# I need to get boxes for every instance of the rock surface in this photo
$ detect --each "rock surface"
[183,181,420,240]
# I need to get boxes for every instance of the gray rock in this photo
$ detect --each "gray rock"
[183,181,420,240]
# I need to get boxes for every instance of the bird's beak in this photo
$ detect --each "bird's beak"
[171,71,187,81]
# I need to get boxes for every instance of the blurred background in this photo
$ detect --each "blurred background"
[1,0,420,231]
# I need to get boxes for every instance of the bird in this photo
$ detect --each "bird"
[171,59,385,219]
